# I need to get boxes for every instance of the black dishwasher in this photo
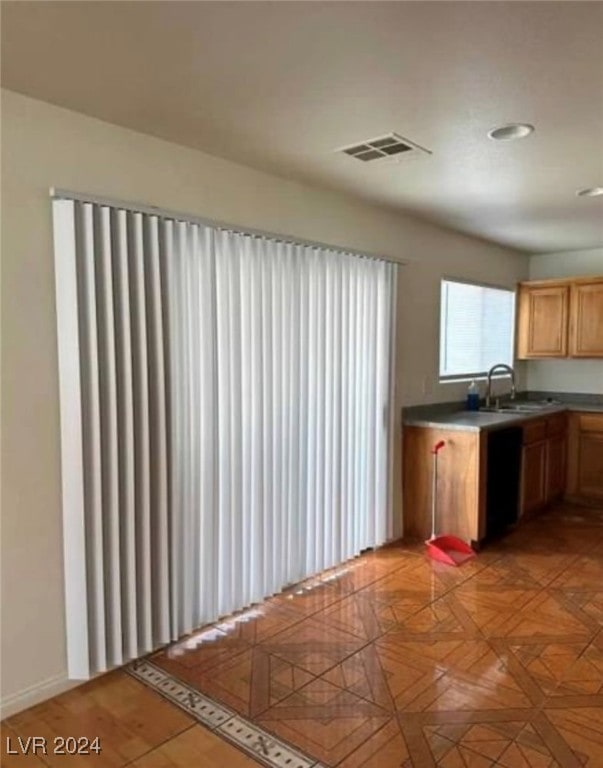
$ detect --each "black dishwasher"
[486,427,522,538]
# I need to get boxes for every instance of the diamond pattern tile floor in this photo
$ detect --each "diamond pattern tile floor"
[145,503,603,767]
[4,502,601,768]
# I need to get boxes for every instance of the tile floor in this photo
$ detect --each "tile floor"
[2,502,602,767]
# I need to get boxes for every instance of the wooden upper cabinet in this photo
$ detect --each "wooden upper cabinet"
[517,276,603,359]
[517,282,569,358]
[569,278,603,357]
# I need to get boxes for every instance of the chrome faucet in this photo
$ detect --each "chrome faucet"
[485,364,516,407]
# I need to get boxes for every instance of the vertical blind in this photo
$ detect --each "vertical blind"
[53,197,398,679]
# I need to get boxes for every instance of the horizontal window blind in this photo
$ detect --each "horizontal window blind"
[439,279,515,379]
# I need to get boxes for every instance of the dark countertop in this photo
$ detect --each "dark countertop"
[403,402,603,433]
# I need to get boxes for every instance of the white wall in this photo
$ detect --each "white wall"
[527,248,603,394]
[529,248,603,279]
[0,89,528,714]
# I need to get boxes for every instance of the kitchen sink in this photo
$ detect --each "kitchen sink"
[480,402,556,414]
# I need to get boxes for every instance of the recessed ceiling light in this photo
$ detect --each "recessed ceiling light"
[487,123,535,141]
[576,187,603,197]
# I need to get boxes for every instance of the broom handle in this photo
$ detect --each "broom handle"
[431,441,445,539]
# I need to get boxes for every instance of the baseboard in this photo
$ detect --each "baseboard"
[0,673,79,720]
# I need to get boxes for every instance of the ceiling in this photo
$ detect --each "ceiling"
[2,1,603,254]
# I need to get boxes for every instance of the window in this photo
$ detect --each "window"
[439,279,516,380]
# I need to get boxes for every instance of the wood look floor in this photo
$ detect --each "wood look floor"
[2,502,603,768]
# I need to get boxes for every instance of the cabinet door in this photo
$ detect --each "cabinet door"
[566,413,603,501]
[402,426,483,542]
[517,284,569,358]
[545,434,566,503]
[576,433,603,499]
[570,280,603,357]
[521,441,547,515]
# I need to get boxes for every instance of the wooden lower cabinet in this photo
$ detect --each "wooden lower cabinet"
[521,415,567,517]
[566,412,603,502]
[403,412,570,544]
[402,426,485,544]
[546,433,567,502]
[521,440,547,515]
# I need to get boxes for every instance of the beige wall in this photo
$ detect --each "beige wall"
[526,248,603,394]
[0,89,528,714]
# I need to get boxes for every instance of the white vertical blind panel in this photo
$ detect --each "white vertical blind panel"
[162,219,183,637]
[229,233,244,608]
[113,209,138,660]
[303,252,316,575]
[53,199,90,680]
[259,247,274,594]
[197,225,219,627]
[387,265,399,541]
[365,262,377,546]
[360,262,372,550]
[186,225,202,631]
[314,252,326,572]
[285,245,302,584]
[339,261,351,559]
[239,237,259,605]
[296,253,310,584]
[145,216,171,645]
[323,256,336,568]
[129,213,153,653]
[350,260,362,554]
[374,264,391,543]
[78,203,107,674]
[96,206,122,668]
[248,237,266,598]
[182,221,196,636]
[270,245,282,588]
[214,230,232,614]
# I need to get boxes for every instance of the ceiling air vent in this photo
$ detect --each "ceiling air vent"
[338,133,431,162]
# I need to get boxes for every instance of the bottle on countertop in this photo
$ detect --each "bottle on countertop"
[466,379,480,411]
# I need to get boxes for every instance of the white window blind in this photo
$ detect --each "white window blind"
[439,279,515,379]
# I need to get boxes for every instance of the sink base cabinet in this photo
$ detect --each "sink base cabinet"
[403,414,570,544]
[402,427,486,544]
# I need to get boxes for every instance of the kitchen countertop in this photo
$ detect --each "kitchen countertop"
[403,402,603,433]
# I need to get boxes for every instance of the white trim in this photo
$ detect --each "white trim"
[0,674,79,719]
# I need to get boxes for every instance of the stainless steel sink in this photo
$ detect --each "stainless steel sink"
[480,402,554,414]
